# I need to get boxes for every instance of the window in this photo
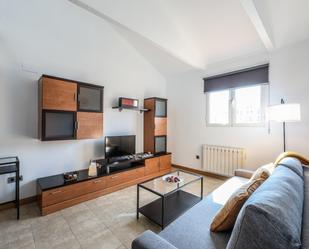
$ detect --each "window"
[206,85,267,126]
[207,90,230,125]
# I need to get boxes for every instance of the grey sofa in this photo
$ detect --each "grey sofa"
[132,157,308,249]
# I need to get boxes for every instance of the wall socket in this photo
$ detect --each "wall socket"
[7,175,23,184]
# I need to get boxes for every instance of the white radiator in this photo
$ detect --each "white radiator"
[202,145,245,177]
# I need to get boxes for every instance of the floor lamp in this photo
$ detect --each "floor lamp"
[267,99,301,152]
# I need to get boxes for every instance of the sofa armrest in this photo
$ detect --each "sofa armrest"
[132,230,177,249]
[234,169,254,179]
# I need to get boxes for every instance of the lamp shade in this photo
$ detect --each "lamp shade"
[267,103,301,122]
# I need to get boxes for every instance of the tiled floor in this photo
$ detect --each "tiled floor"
[0,176,224,249]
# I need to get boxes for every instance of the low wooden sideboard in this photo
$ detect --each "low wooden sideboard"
[37,153,172,215]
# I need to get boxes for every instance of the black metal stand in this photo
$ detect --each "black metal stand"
[283,121,286,152]
[281,98,286,152]
[0,157,20,219]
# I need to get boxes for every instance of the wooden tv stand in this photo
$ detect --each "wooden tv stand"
[37,153,171,215]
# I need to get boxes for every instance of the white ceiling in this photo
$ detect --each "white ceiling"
[69,0,309,77]
[253,0,309,49]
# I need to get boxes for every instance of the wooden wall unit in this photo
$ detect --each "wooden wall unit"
[37,154,172,215]
[42,77,77,111]
[38,75,104,141]
[76,112,103,139]
[145,157,160,175]
[154,117,167,136]
[159,154,171,171]
[144,99,155,153]
[144,98,167,153]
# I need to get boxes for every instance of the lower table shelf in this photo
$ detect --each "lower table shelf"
[138,190,201,228]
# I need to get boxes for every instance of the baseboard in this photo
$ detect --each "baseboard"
[172,164,229,180]
[0,195,37,211]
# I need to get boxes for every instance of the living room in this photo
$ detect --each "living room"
[0,0,309,249]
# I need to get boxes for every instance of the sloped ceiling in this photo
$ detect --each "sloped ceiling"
[68,0,309,77]
[253,0,309,49]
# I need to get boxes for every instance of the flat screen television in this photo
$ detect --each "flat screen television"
[104,135,136,159]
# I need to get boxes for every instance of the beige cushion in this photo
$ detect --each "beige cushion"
[210,177,266,232]
[250,163,275,181]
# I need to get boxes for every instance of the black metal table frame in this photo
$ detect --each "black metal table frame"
[0,156,20,219]
[137,170,203,229]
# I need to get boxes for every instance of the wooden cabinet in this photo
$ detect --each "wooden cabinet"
[42,110,76,140]
[159,154,172,171]
[145,157,160,175]
[42,177,107,207]
[42,77,77,111]
[154,117,167,136]
[38,154,171,215]
[76,112,103,139]
[144,98,168,153]
[78,85,103,112]
[106,167,145,188]
[145,155,171,175]
[38,75,104,141]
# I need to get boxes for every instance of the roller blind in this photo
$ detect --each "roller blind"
[203,64,269,93]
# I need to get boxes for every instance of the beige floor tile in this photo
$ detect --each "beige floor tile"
[70,218,107,242]
[0,243,10,249]
[0,175,224,249]
[109,214,160,249]
[8,232,35,249]
[32,215,69,234]
[62,207,99,227]
[34,226,77,249]
[61,203,89,216]
[79,228,122,249]
[116,245,126,249]
[0,228,34,249]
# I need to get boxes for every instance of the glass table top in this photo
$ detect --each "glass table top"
[139,170,202,196]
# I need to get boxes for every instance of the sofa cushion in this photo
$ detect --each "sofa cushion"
[250,163,274,181]
[301,166,309,248]
[158,176,248,249]
[132,231,177,249]
[210,177,266,232]
[227,163,304,249]
[277,157,303,178]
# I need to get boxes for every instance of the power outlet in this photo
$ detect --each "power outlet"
[196,155,200,159]
[7,175,23,184]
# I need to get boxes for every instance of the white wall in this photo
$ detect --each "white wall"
[167,40,309,171]
[0,0,166,202]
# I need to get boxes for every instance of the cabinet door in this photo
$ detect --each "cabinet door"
[155,136,167,154]
[154,117,167,136]
[159,154,171,171]
[76,112,103,139]
[155,99,167,117]
[42,77,77,111]
[78,85,103,112]
[106,167,145,188]
[145,157,160,175]
[43,111,76,140]
[42,177,107,206]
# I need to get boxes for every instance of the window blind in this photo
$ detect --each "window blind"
[203,64,269,92]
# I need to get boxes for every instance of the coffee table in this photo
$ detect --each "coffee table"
[137,170,203,229]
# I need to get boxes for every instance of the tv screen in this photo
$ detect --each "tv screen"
[105,135,136,158]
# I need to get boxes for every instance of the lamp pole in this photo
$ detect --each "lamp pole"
[281,98,286,152]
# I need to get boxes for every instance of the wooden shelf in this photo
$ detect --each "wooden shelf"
[138,190,201,228]
[144,98,167,153]
[112,106,149,113]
